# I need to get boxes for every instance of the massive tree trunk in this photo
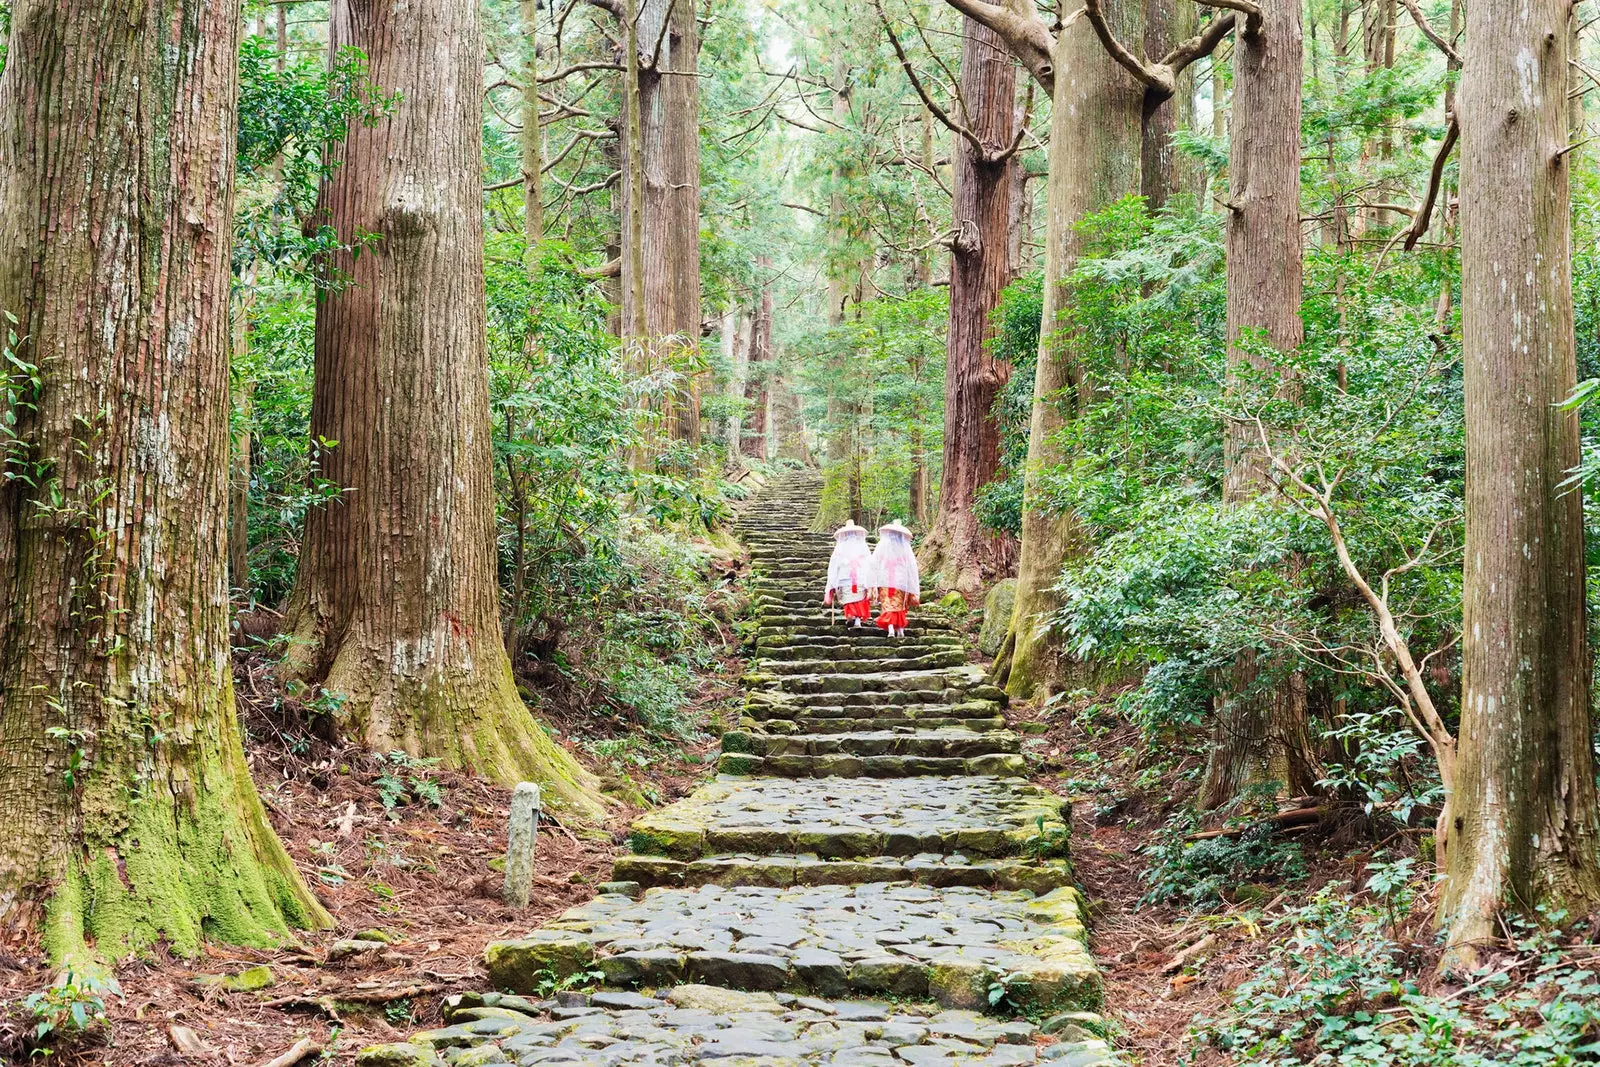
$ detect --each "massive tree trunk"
[0,0,329,959]
[741,275,774,460]
[1438,0,1600,969]
[919,19,1020,597]
[284,0,605,820]
[1200,0,1318,809]
[626,0,702,447]
[1141,0,1199,209]
[993,0,1146,700]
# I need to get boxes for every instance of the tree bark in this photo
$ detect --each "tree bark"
[1201,0,1319,809]
[0,0,329,959]
[994,0,1146,700]
[919,18,1020,597]
[741,274,774,459]
[628,0,702,446]
[283,0,606,820]
[1439,0,1600,969]
[520,0,545,259]
[1141,0,1199,209]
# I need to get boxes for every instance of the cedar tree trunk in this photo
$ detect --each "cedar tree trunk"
[627,0,703,446]
[284,0,606,820]
[919,18,1020,597]
[995,0,1146,700]
[0,0,328,959]
[1142,0,1199,209]
[742,278,774,459]
[1201,0,1318,808]
[1438,0,1600,968]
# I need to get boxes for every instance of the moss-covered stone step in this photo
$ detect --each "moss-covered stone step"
[744,697,1004,720]
[744,714,1009,735]
[756,652,970,676]
[757,624,961,642]
[611,851,1074,893]
[358,986,1120,1067]
[717,751,1029,778]
[626,777,1070,862]
[747,689,997,712]
[757,632,963,651]
[744,666,989,695]
[723,728,1019,758]
[754,642,960,664]
[484,884,1100,1016]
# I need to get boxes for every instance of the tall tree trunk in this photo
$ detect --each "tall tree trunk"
[722,308,745,452]
[741,273,774,459]
[283,0,605,820]
[520,0,544,260]
[920,18,1020,597]
[634,0,702,447]
[1141,0,1199,209]
[1200,0,1319,809]
[994,0,1146,700]
[0,0,328,958]
[1439,0,1600,969]
[230,287,256,597]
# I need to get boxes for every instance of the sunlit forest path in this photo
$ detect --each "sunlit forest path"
[359,473,1117,1066]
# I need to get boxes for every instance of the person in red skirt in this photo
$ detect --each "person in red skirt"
[869,521,920,638]
[823,521,875,627]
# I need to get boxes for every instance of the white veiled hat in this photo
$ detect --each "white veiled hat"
[878,521,912,538]
[834,521,867,539]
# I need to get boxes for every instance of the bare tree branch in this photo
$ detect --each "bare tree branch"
[1085,0,1236,101]
[1083,0,1161,87]
[876,0,989,156]
[938,0,1057,94]
[1398,0,1463,64]
[1402,116,1459,251]
[1192,0,1260,35]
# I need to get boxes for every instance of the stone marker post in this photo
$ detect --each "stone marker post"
[503,781,542,907]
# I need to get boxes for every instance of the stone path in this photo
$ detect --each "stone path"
[360,472,1114,1067]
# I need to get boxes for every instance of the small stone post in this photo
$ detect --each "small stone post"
[503,781,542,907]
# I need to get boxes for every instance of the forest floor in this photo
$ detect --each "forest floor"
[0,643,745,1067]
[1009,690,1432,1065]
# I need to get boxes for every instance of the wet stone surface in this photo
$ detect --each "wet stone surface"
[627,777,1069,861]
[486,884,1099,1014]
[357,987,1119,1067]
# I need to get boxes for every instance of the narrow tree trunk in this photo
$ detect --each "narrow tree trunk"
[920,19,1020,596]
[741,274,774,459]
[995,0,1146,699]
[230,289,256,597]
[520,0,544,259]
[634,0,702,447]
[0,0,329,958]
[1439,0,1600,969]
[722,308,745,452]
[1201,0,1319,809]
[1007,83,1035,275]
[1142,0,1199,209]
[283,0,605,820]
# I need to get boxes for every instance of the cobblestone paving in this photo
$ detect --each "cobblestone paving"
[360,473,1115,1067]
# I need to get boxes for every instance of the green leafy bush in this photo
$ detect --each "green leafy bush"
[1191,872,1600,1066]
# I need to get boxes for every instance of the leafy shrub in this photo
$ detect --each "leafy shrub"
[1191,871,1600,1066]
[1141,806,1307,908]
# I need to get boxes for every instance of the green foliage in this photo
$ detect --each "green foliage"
[373,752,445,815]
[1140,806,1307,908]
[234,39,395,280]
[1026,196,1461,822]
[1191,872,1600,1066]
[20,969,119,1053]
[796,288,947,528]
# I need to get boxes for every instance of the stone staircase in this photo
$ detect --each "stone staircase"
[361,471,1115,1067]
